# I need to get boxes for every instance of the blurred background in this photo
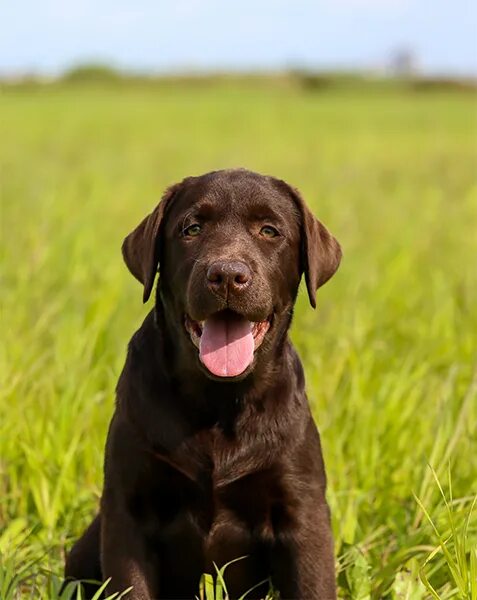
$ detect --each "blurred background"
[1,2,476,599]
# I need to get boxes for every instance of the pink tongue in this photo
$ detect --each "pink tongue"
[199,313,254,377]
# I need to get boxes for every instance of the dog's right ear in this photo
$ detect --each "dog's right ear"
[122,183,181,303]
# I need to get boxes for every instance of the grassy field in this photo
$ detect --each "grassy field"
[1,82,476,599]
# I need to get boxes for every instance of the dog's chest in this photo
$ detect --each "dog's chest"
[134,396,294,541]
[182,421,271,485]
[166,425,287,535]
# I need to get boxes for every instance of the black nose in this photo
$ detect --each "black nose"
[207,260,252,298]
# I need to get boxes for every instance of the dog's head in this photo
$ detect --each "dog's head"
[122,169,341,381]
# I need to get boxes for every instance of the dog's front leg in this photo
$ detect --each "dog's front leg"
[101,503,157,599]
[271,502,336,600]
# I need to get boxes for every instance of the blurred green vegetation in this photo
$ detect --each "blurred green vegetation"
[0,79,476,598]
[3,65,476,94]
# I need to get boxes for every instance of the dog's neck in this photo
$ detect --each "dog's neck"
[118,299,306,455]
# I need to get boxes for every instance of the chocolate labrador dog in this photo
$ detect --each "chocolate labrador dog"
[64,169,341,599]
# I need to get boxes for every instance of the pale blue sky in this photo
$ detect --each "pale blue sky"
[1,0,476,76]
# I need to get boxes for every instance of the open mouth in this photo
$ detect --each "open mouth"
[184,310,271,378]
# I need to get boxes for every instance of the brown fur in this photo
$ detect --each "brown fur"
[64,169,342,599]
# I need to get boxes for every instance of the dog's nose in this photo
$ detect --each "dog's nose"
[207,261,252,298]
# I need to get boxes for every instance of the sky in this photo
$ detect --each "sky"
[1,0,476,76]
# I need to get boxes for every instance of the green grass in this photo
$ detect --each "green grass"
[1,83,476,598]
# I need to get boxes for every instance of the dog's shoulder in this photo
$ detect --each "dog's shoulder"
[127,310,159,358]
[116,310,165,400]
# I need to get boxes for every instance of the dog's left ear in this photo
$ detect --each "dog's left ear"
[295,189,342,308]
[277,181,342,308]
[122,182,181,303]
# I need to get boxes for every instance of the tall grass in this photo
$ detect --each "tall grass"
[1,83,476,598]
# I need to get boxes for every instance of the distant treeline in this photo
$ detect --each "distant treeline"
[3,63,477,93]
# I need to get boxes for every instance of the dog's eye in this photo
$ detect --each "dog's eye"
[259,225,279,238]
[183,224,201,237]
